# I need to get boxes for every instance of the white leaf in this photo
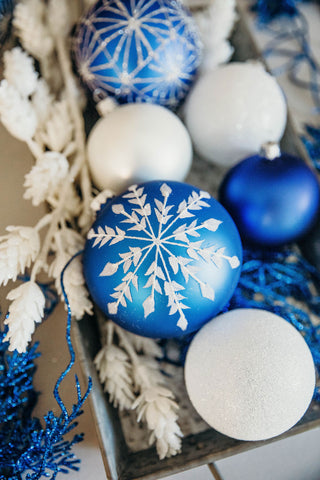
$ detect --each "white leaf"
[123,191,136,199]
[188,229,200,237]
[135,187,144,196]
[161,214,173,225]
[0,80,37,141]
[171,281,185,292]
[39,99,73,153]
[197,200,210,208]
[129,198,141,206]
[168,256,179,274]
[179,210,194,219]
[112,204,124,214]
[110,236,125,245]
[128,223,144,231]
[187,248,199,260]
[155,209,163,224]
[94,343,134,410]
[4,47,38,97]
[169,303,178,315]
[13,0,54,61]
[132,248,142,266]
[110,292,121,299]
[212,254,223,269]
[177,314,188,331]
[145,261,155,276]
[200,283,215,301]
[174,232,189,243]
[160,183,172,197]
[108,302,118,315]
[154,279,162,294]
[116,226,125,236]
[177,199,187,213]
[140,194,147,207]
[156,266,165,281]
[229,255,240,269]
[200,190,211,199]
[132,274,139,290]
[0,226,40,286]
[181,265,189,283]
[143,295,155,317]
[154,198,164,212]
[144,274,154,289]
[123,259,132,273]
[4,281,45,352]
[24,151,69,206]
[173,224,187,235]
[199,249,212,263]
[100,262,119,276]
[32,78,53,126]
[203,218,223,231]
[119,295,127,307]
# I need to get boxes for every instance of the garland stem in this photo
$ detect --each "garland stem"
[54,35,93,231]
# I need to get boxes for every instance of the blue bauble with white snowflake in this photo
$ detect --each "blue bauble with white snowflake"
[83,181,242,338]
[74,0,202,109]
[219,148,320,247]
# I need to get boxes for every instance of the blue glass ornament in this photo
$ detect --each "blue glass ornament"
[74,0,202,109]
[219,146,320,247]
[83,180,242,338]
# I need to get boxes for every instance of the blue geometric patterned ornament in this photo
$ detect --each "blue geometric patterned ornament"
[74,0,202,109]
[83,181,242,338]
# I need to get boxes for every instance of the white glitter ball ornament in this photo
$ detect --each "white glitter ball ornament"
[184,62,287,167]
[87,103,192,193]
[185,308,315,441]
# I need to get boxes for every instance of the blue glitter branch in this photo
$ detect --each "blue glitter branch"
[250,1,320,170]
[0,0,14,44]
[0,251,92,479]
[302,124,320,168]
[251,0,301,22]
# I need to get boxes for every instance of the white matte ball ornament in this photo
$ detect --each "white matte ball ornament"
[184,62,287,166]
[87,103,193,194]
[185,308,315,441]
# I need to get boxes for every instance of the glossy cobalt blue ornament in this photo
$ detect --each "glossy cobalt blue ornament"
[74,0,202,109]
[219,144,320,247]
[83,181,242,338]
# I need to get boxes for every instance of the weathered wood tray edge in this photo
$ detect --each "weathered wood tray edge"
[73,312,320,480]
[73,3,320,479]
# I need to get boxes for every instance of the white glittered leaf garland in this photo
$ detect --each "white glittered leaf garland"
[0,226,40,286]
[4,281,45,353]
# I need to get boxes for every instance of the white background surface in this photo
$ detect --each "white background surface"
[1,1,320,479]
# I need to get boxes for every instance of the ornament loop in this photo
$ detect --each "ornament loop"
[260,142,281,160]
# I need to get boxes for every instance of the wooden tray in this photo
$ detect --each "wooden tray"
[73,4,320,479]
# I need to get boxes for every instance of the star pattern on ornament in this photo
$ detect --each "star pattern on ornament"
[88,183,240,331]
[75,0,201,107]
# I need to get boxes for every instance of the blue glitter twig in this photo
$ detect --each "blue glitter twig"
[0,250,92,479]
[250,0,320,169]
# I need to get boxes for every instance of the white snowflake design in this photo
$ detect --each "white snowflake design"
[87,183,240,331]
[74,0,202,108]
